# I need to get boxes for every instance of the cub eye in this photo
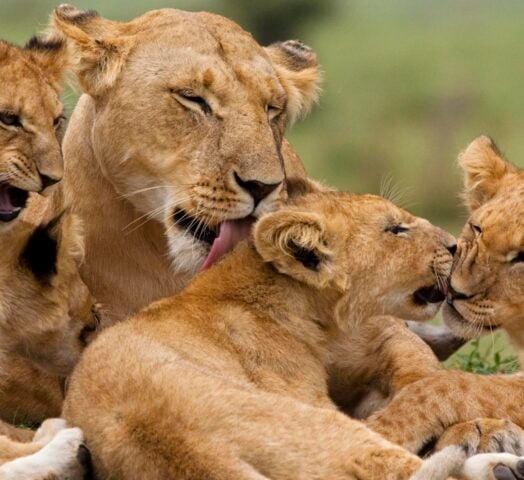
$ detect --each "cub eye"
[470,223,482,235]
[172,90,212,115]
[511,252,524,264]
[386,224,409,235]
[0,111,22,128]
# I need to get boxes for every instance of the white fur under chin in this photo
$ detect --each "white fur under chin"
[410,445,524,480]
[167,232,208,276]
[0,428,85,480]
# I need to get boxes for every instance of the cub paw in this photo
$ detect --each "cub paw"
[437,419,524,456]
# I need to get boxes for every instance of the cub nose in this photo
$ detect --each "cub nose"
[447,285,472,304]
[446,243,457,256]
[40,174,61,190]
[234,173,281,207]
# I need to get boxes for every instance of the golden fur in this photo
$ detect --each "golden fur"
[61,190,518,479]
[50,5,318,325]
[0,37,69,228]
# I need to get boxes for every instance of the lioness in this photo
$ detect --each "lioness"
[50,5,319,325]
[0,36,68,227]
[62,190,521,479]
[363,138,524,477]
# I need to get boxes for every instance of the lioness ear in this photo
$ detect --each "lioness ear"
[254,210,345,290]
[24,35,70,87]
[459,135,517,212]
[265,40,321,123]
[51,4,134,97]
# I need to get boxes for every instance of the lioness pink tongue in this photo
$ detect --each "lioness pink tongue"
[200,218,254,271]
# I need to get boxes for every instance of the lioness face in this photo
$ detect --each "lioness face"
[444,136,524,339]
[255,192,456,323]
[0,39,68,226]
[53,6,321,276]
[0,211,98,377]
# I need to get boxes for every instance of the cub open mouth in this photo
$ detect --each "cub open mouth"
[173,209,255,271]
[0,183,29,222]
[413,285,446,305]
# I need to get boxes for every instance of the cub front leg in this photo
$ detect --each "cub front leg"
[367,370,524,453]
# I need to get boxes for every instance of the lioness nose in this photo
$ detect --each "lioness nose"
[234,173,281,207]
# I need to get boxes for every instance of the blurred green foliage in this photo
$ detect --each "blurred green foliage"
[446,333,519,374]
[4,0,524,228]
[2,0,522,369]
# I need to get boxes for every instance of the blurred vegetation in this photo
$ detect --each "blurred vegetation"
[1,0,522,369]
[445,332,519,374]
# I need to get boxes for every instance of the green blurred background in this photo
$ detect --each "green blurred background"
[2,0,522,368]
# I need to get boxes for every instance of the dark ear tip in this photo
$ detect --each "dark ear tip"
[55,4,99,23]
[271,40,317,70]
[24,35,64,52]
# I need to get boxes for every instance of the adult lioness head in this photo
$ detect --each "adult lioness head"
[255,190,456,322]
[444,136,524,342]
[0,37,68,225]
[52,5,320,274]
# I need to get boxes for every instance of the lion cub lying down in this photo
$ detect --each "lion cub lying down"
[63,190,521,479]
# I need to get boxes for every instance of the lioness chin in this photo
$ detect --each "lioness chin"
[62,189,520,480]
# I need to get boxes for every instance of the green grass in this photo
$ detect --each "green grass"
[446,332,519,374]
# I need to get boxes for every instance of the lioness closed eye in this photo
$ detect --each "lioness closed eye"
[62,189,518,480]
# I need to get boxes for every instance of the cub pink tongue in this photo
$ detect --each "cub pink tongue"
[200,218,254,271]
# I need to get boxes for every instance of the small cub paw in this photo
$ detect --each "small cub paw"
[437,419,524,456]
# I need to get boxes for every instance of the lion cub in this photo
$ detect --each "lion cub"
[0,36,69,229]
[63,190,520,480]
[364,137,524,466]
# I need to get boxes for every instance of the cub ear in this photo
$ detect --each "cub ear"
[254,210,345,290]
[51,4,134,97]
[24,35,70,87]
[459,135,517,212]
[20,212,84,284]
[265,40,322,124]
